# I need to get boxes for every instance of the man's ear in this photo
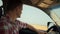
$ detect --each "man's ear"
[13,7,18,13]
[15,6,19,11]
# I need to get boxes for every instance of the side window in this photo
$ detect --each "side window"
[50,4,60,26]
[17,4,53,30]
[0,0,3,6]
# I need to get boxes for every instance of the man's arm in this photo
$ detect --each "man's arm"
[18,21,38,33]
[26,24,39,33]
[26,24,47,34]
[19,21,47,34]
[18,21,37,31]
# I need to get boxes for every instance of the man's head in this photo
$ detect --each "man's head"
[2,0,23,18]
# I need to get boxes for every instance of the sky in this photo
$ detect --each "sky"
[17,4,53,26]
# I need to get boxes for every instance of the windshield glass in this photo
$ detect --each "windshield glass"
[50,4,60,26]
[17,4,54,30]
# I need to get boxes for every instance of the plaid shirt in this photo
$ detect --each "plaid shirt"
[0,15,27,34]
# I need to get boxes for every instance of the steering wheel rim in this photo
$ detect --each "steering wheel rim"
[47,25,59,33]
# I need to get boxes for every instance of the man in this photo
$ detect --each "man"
[0,0,47,34]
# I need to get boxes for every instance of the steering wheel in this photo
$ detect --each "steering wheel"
[47,25,59,32]
[19,28,37,34]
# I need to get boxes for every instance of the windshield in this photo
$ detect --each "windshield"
[50,4,60,26]
[17,4,54,30]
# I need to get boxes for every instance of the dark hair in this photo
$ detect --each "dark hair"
[2,0,23,12]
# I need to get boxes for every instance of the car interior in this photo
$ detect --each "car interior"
[0,0,60,34]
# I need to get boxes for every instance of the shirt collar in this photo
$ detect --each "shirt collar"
[6,15,17,24]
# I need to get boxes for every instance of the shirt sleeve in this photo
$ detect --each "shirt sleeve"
[17,20,39,34]
[0,18,9,34]
[18,21,27,29]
